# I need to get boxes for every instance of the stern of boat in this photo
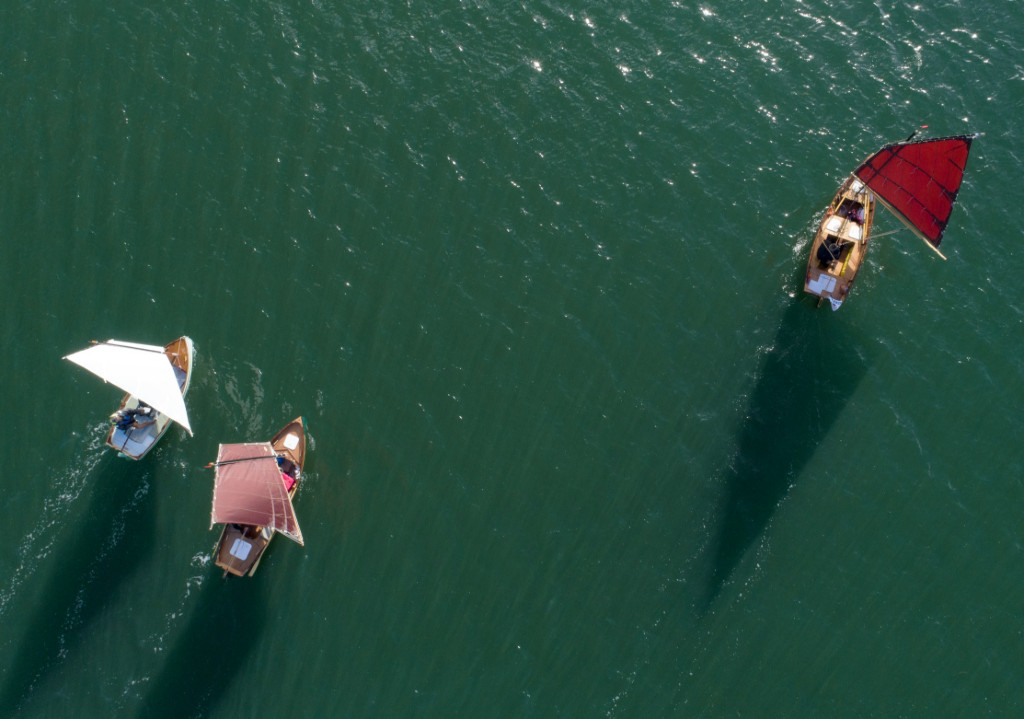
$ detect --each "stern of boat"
[215,524,270,577]
[105,395,175,459]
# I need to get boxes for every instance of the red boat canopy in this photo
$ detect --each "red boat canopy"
[854,134,976,247]
[210,442,303,545]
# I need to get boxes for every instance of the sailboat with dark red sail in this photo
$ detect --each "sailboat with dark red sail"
[208,418,307,577]
[804,133,978,310]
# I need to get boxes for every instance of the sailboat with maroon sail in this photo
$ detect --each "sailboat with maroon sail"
[804,132,978,310]
[208,417,307,577]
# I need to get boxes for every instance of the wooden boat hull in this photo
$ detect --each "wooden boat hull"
[214,417,306,577]
[803,176,875,310]
[106,336,194,459]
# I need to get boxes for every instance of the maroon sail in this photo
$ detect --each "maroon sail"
[210,442,304,545]
[854,134,976,247]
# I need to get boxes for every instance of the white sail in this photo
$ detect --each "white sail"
[64,339,193,435]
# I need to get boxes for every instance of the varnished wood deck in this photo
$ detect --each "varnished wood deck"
[804,176,875,309]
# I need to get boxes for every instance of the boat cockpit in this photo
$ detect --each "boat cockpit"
[816,235,847,267]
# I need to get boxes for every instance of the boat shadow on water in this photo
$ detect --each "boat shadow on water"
[702,298,869,611]
[135,571,266,719]
[0,456,157,715]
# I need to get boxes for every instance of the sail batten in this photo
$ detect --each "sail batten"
[853,134,976,247]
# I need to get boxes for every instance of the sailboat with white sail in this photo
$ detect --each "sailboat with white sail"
[64,336,195,459]
[804,133,978,310]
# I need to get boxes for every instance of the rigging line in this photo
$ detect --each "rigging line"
[207,455,278,468]
[92,339,168,355]
[869,228,905,239]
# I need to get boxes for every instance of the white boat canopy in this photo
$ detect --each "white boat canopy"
[64,339,193,435]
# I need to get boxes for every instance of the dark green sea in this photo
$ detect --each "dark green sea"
[2,1,1022,716]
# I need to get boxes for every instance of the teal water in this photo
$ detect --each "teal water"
[2,1,1023,716]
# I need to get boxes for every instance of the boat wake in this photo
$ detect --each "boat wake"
[141,556,210,656]
[0,424,107,619]
[133,567,268,718]
[0,428,157,715]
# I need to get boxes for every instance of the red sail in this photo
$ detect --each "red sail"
[854,135,976,247]
[211,442,304,545]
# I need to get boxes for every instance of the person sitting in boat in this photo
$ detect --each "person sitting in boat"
[816,236,845,266]
[111,408,134,430]
[111,404,156,431]
[132,403,156,428]
[276,454,299,480]
[849,204,865,224]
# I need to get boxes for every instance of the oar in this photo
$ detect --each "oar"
[205,455,277,469]
[120,425,134,452]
